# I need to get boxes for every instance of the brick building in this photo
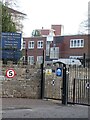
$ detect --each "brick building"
[22,36,46,64]
[54,34,89,59]
[22,25,90,65]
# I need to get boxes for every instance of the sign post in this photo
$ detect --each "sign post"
[56,68,62,77]
[1,32,21,62]
[6,68,16,78]
[62,64,67,105]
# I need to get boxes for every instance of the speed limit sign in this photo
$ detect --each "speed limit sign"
[6,68,16,78]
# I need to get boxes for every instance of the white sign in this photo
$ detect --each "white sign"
[46,69,52,75]
[85,82,90,89]
[6,68,16,78]
[51,79,55,86]
[46,35,53,41]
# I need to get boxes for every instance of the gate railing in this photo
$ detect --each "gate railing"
[41,52,90,106]
[67,58,90,106]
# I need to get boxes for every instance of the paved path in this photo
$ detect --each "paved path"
[1,98,89,119]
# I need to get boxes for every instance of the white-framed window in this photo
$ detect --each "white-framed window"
[23,41,26,49]
[28,41,34,49]
[37,56,43,63]
[28,56,34,65]
[70,39,84,48]
[46,41,51,56]
[50,47,59,59]
[37,41,43,49]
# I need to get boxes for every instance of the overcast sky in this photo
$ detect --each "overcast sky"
[17,0,89,37]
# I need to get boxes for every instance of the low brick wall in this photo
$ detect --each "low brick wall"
[0,64,41,98]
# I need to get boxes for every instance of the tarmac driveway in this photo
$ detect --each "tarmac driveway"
[1,98,89,119]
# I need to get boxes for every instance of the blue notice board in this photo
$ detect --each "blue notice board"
[1,32,21,49]
[2,50,22,60]
[56,68,62,77]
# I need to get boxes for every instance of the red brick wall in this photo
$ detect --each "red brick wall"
[62,35,89,58]
[40,29,50,36]
[23,37,46,63]
[51,25,62,35]
[23,34,89,62]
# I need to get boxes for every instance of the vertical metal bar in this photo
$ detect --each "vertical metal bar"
[81,80,83,103]
[84,79,86,99]
[75,79,77,103]
[73,78,75,104]
[25,48,28,65]
[66,67,68,102]
[86,77,88,104]
[75,65,77,103]
[83,53,86,68]
[80,80,82,103]
[41,63,44,99]
[62,64,67,105]
[42,50,45,65]
[41,50,45,99]
[78,79,80,103]
[82,79,84,104]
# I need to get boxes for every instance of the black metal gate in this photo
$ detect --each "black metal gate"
[67,63,90,106]
[41,61,67,105]
[43,62,63,100]
[41,57,90,106]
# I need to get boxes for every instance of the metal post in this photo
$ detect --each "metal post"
[62,63,67,105]
[41,63,44,99]
[73,78,75,104]
[42,50,44,65]
[41,50,45,99]
[25,48,28,65]
[83,53,86,68]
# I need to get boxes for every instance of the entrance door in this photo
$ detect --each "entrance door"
[44,62,63,100]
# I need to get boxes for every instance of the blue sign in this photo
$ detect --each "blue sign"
[56,68,62,77]
[1,32,21,49]
[2,50,22,60]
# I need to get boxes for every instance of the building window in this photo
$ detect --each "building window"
[77,40,80,47]
[37,41,43,48]
[37,56,43,63]
[70,39,84,48]
[28,56,34,65]
[23,41,26,49]
[50,47,59,59]
[28,41,34,49]
[81,39,84,47]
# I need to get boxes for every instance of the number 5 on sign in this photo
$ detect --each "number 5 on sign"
[6,68,16,78]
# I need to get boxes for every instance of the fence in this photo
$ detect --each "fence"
[42,54,90,106]
[67,58,90,105]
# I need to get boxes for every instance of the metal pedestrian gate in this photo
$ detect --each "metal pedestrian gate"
[67,65,90,106]
[41,59,90,106]
[43,63,63,100]
[41,62,67,104]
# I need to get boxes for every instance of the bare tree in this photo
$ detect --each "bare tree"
[2,0,26,33]
[3,0,18,8]
[78,2,90,34]
[78,19,88,34]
